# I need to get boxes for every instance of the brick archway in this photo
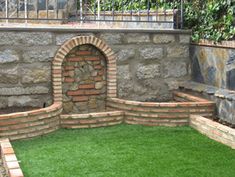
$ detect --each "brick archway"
[52,36,117,103]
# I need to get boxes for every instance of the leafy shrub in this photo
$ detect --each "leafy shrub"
[184,0,235,42]
[80,0,234,42]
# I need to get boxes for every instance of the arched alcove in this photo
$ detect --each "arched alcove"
[52,36,117,114]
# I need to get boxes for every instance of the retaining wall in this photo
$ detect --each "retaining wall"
[0,28,191,110]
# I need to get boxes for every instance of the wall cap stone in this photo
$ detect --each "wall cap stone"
[178,81,235,101]
[0,26,192,34]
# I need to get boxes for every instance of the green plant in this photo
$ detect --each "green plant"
[184,0,235,42]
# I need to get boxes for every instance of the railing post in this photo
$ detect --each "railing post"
[97,0,100,20]
[5,0,8,23]
[80,0,83,23]
[24,0,27,23]
[181,0,184,29]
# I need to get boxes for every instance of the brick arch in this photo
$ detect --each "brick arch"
[52,36,117,103]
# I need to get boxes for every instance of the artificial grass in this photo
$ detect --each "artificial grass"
[12,125,235,177]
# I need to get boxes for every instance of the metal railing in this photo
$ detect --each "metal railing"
[0,0,184,29]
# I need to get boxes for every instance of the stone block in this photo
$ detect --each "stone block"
[0,97,8,109]
[136,64,160,80]
[153,34,175,44]
[139,46,163,60]
[22,46,59,63]
[116,48,135,62]
[0,32,53,46]
[125,33,150,44]
[20,64,51,84]
[0,66,18,84]
[167,45,189,58]
[56,33,79,45]
[117,65,131,79]
[8,95,52,108]
[0,49,19,64]
[227,69,235,90]
[163,61,187,78]
[179,35,191,44]
[99,33,123,44]
[0,86,49,96]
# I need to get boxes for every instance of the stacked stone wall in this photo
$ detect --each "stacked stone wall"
[0,30,191,110]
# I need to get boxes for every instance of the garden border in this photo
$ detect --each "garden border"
[0,139,24,177]
[190,115,235,149]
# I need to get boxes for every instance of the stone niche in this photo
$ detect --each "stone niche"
[62,44,107,114]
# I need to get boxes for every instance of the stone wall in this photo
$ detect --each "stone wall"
[190,44,235,90]
[0,29,191,110]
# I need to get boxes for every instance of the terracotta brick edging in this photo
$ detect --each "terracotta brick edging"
[0,139,24,177]
[190,115,235,149]
[0,102,63,141]
[61,111,124,129]
[106,91,215,126]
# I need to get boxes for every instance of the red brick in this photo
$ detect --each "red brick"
[94,65,103,69]
[6,161,20,169]
[64,66,74,70]
[9,169,24,177]
[94,76,103,81]
[67,57,83,62]
[85,57,100,61]
[79,84,95,89]
[64,78,75,83]
[5,154,17,162]
[67,90,84,96]
[98,70,104,75]
[77,51,92,55]
[53,69,62,74]
[2,147,14,154]
[73,96,89,102]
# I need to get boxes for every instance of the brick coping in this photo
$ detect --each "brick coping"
[0,139,24,177]
[178,81,235,101]
[108,91,214,107]
[0,102,62,120]
[191,39,235,49]
[190,115,235,149]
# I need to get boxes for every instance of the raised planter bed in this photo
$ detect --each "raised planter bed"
[190,115,235,149]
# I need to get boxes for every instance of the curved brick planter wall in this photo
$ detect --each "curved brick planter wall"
[107,92,215,126]
[0,103,62,140]
[61,111,124,129]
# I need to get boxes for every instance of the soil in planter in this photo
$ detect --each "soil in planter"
[0,107,41,114]
[214,118,235,129]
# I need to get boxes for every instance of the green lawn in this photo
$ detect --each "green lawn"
[12,125,235,177]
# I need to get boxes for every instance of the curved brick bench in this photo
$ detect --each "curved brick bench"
[0,103,62,140]
[107,91,215,126]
